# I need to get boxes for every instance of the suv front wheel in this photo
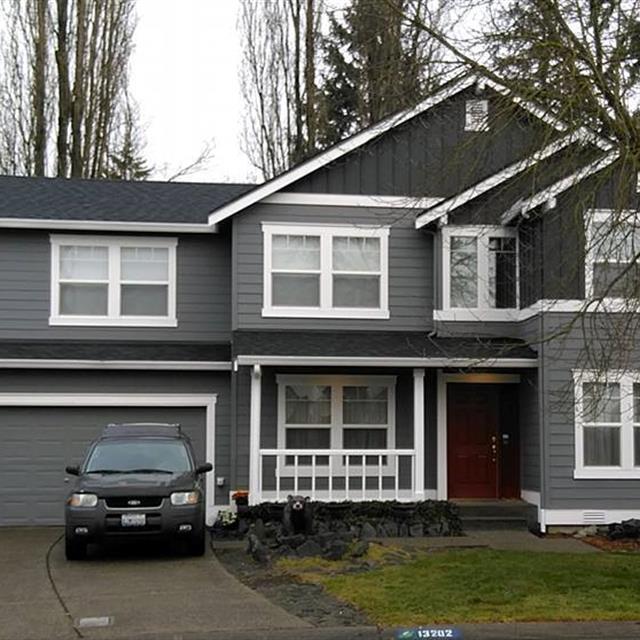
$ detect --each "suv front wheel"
[65,535,87,560]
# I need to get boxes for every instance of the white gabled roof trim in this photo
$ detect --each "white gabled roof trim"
[0,359,232,371]
[262,192,444,209]
[0,218,217,234]
[501,151,620,224]
[235,355,537,368]
[208,74,481,226]
[415,129,590,228]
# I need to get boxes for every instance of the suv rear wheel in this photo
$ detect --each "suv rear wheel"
[65,535,87,561]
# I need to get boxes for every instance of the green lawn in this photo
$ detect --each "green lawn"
[283,548,640,625]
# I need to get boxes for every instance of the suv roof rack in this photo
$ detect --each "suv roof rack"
[101,423,182,438]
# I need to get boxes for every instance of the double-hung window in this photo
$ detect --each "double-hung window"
[574,371,640,478]
[262,223,389,318]
[441,225,518,319]
[585,210,640,300]
[50,235,177,326]
[277,375,396,473]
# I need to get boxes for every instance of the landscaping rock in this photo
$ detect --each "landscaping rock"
[409,523,424,537]
[323,539,348,561]
[574,525,598,538]
[296,539,324,558]
[350,540,369,558]
[383,520,398,537]
[376,523,387,537]
[247,532,270,563]
[360,522,377,539]
[278,534,306,549]
[253,518,266,541]
[398,522,409,537]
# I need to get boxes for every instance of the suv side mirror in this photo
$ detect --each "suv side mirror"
[65,465,80,476]
[195,462,213,475]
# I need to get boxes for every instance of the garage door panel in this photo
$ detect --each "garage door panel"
[0,407,207,526]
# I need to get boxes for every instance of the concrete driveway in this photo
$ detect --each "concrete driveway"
[0,527,308,640]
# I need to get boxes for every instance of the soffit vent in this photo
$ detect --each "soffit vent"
[582,510,606,524]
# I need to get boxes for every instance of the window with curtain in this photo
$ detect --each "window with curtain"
[444,227,518,311]
[588,213,640,299]
[582,382,621,466]
[278,376,395,470]
[271,234,321,307]
[574,372,640,478]
[51,236,176,325]
[263,224,389,318]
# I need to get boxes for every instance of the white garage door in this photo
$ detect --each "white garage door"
[0,406,207,526]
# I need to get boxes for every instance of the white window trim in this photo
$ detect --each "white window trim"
[50,234,178,327]
[262,222,389,319]
[276,374,396,476]
[584,209,640,306]
[574,370,640,479]
[441,225,519,321]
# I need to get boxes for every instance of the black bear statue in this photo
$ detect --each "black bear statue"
[282,494,314,536]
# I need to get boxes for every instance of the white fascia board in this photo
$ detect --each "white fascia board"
[0,218,216,234]
[415,129,585,228]
[0,359,232,371]
[207,75,478,226]
[235,355,537,368]
[261,192,444,209]
[501,151,620,224]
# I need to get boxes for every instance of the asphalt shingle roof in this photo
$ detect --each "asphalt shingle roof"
[0,175,255,224]
[233,330,537,360]
[0,340,230,362]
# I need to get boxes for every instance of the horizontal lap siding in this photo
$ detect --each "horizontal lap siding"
[0,230,231,341]
[0,370,231,506]
[234,204,433,331]
[542,314,640,508]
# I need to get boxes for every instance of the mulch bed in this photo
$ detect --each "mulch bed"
[582,536,640,552]
[214,544,371,627]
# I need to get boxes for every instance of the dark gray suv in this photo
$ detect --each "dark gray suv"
[64,423,212,560]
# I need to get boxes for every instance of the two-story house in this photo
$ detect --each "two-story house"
[0,73,635,532]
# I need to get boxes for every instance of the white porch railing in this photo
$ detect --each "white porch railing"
[256,448,417,503]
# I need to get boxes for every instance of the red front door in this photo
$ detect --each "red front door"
[448,384,498,499]
[447,384,520,499]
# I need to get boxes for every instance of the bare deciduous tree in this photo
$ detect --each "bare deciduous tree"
[0,0,149,179]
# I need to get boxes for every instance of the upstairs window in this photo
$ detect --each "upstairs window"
[586,210,640,300]
[262,223,389,319]
[442,226,518,315]
[50,235,177,327]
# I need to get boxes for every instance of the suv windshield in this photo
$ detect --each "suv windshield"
[84,439,192,474]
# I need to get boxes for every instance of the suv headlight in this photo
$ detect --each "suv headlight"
[68,493,98,508]
[170,491,200,506]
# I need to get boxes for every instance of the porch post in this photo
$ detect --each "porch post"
[413,368,425,500]
[249,364,262,506]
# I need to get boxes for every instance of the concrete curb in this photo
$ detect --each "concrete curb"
[102,621,640,640]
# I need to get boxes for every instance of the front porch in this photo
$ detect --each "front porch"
[235,329,539,508]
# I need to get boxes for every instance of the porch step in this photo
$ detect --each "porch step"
[454,501,537,532]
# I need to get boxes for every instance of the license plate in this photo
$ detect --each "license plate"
[121,513,146,527]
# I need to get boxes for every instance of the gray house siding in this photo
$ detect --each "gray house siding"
[0,229,232,342]
[519,369,541,492]
[288,88,552,198]
[539,313,640,510]
[233,203,434,332]
[0,369,231,505]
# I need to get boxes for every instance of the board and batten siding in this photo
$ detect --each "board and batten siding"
[288,88,551,198]
[232,203,433,331]
[0,370,231,505]
[0,229,232,341]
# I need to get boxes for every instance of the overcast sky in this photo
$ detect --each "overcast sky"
[131,0,258,185]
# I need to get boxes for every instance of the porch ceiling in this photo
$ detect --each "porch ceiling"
[233,330,536,362]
